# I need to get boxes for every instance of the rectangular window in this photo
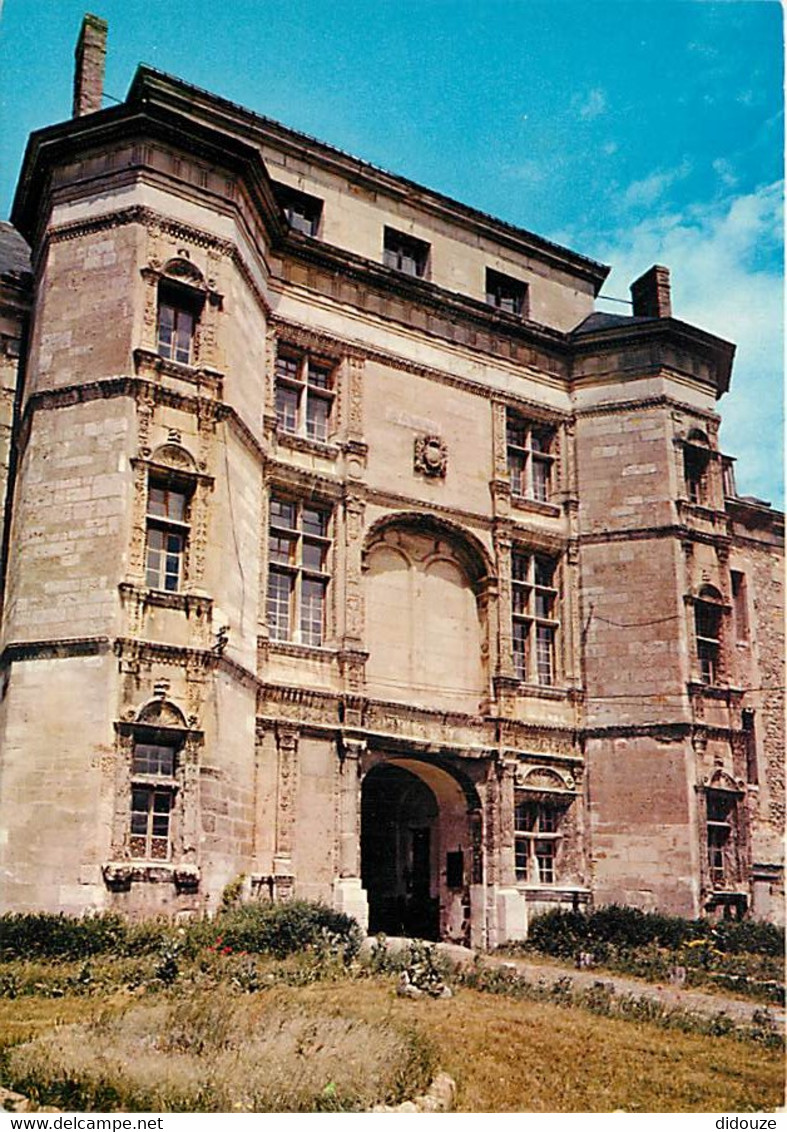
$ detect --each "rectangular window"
[695,601,722,685]
[515,800,563,884]
[267,496,331,645]
[145,482,190,593]
[684,445,710,504]
[157,284,201,365]
[130,786,172,860]
[511,551,558,685]
[486,269,528,316]
[383,227,430,278]
[272,182,323,237]
[274,348,335,443]
[706,791,736,888]
[506,411,555,503]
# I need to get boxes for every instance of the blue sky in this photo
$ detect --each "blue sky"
[1,0,783,507]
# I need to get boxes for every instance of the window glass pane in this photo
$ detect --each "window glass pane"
[302,539,327,571]
[302,507,328,538]
[306,396,329,441]
[535,625,554,685]
[508,450,526,496]
[267,569,292,640]
[132,743,176,777]
[535,558,554,588]
[148,487,167,517]
[535,590,553,619]
[270,499,297,530]
[269,534,297,565]
[174,310,194,363]
[300,577,326,645]
[536,842,555,883]
[275,386,300,433]
[512,554,530,583]
[515,840,529,881]
[307,362,332,389]
[532,459,550,502]
[276,354,300,381]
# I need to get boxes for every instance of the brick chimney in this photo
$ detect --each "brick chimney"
[630,264,672,319]
[72,13,108,117]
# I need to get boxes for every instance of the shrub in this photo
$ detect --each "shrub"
[523,905,785,959]
[0,913,129,961]
[208,901,362,961]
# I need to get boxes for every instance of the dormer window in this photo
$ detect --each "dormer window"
[273,182,323,237]
[486,269,528,317]
[383,227,430,278]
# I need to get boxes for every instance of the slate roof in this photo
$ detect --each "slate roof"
[0,222,31,279]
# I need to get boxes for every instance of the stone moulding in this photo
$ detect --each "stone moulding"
[102,862,200,891]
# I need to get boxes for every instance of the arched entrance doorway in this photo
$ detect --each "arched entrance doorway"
[361,757,479,942]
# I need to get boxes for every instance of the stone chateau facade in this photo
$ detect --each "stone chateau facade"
[0,16,782,943]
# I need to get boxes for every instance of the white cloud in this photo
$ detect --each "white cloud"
[593,182,784,508]
[622,160,692,210]
[712,157,738,189]
[577,88,606,120]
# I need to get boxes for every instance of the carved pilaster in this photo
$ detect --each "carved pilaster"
[179,734,201,863]
[498,758,517,887]
[491,400,509,486]
[494,529,515,681]
[140,265,160,354]
[263,326,278,434]
[338,737,365,877]
[187,479,211,593]
[485,763,501,886]
[346,355,365,442]
[343,494,366,648]
[274,725,299,870]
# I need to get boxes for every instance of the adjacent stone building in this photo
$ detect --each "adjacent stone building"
[0,17,782,942]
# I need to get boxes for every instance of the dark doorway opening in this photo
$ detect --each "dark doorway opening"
[361,763,440,940]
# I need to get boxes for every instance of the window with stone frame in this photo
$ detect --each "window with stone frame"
[694,587,724,685]
[683,431,712,505]
[274,347,336,443]
[267,495,332,646]
[383,227,430,278]
[486,268,528,317]
[145,478,191,593]
[515,798,565,884]
[512,550,559,685]
[272,181,323,237]
[706,789,738,889]
[129,738,179,861]
[506,411,555,503]
[157,281,204,365]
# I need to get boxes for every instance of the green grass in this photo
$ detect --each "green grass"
[0,963,783,1113]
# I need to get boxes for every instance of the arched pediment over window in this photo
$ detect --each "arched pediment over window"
[162,256,207,290]
[149,443,198,474]
[363,515,491,713]
[135,699,188,730]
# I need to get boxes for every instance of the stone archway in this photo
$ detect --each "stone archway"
[360,757,480,944]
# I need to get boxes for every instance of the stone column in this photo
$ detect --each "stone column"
[333,737,369,931]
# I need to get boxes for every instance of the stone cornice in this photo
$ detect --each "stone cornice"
[571,393,720,423]
[579,523,732,549]
[0,636,112,668]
